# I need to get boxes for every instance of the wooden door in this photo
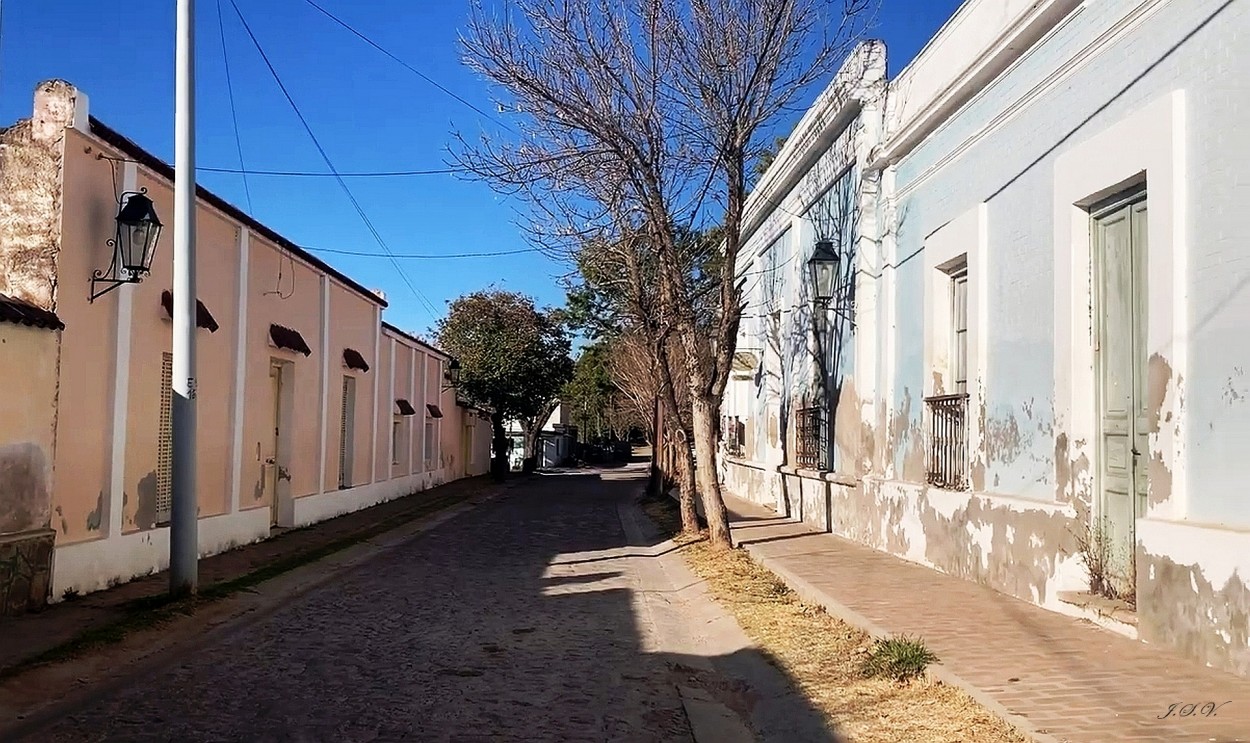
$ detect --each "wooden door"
[1093,193,1148,599]
[266,362,283,525]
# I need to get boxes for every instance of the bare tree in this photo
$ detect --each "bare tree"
[457,0,874,548]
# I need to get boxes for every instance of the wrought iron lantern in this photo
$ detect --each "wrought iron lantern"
[90,189,163,302]
[809,239,841,305]
[443,358,462,389]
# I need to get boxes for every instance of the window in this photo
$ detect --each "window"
[424,419,439,470]
[795,406,829,471]
[156,352,174,524]
[338,376,356,488]
[925,260,970,490]
[721,416,743,457]
[391,417,402,465]
[950,266,969,395]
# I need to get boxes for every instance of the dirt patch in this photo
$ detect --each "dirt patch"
[641,493,1026,743]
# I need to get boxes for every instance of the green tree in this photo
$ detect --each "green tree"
[436,290,573,476]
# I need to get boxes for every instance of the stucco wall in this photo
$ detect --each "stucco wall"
[323,282,378,491]
[53,128,120,544]
[0,323,59,535]
[721,0,1250,677]
[879,0,1250,674]
[1,81,490,598]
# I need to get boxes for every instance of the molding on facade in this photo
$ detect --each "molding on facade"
[228,228,250,514]
[106,161,138,538]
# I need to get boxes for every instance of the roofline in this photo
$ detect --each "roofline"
[740,40,887,244]
[381,321,449,358]
[86,116,388,309]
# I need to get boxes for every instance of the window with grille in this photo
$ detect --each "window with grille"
[338,376,356,488]
[425,419,438,470]
[156,352,173,525]
[721,416,743,457]
[925,393,969,489]
[796,406,829,470]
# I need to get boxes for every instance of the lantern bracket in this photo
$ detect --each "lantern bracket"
[90,188,158,303]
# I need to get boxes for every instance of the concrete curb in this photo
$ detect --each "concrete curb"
[738,541,1064,743]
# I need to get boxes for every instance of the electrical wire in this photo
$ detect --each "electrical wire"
[228,0,441,321]
[306,246,541,259]
[216,0,253,214]
[217,0,296,299]
[300,0,518,135]
[197,164,466,177]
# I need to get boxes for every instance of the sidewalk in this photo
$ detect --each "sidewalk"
[723,493,1250,743]
[0,475,502,676]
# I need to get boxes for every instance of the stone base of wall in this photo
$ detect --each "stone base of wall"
[0,529,55,615]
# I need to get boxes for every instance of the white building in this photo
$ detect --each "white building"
[722,0,1250,678]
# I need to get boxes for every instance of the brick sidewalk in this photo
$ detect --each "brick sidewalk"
[723,494,1250,743]
[0,475,502,675]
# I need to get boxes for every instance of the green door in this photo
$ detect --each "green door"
[1093,193,1148,600]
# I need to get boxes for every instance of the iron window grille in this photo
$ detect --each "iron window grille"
[925,393,970,490]
[796,406,829,471]
[722,416,744,458]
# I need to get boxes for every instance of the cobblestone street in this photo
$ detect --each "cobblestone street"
[18,466,820,743]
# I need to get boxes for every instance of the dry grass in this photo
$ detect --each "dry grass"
[641,494,1027,743]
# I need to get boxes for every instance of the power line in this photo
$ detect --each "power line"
[306,246,542,259]
[228,0,442,321]
[300,0,519,135]
[196,164,465,177]
[215,0,253,213]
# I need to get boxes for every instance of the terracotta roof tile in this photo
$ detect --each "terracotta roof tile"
[0,293,64,331]
[269,324,312,356]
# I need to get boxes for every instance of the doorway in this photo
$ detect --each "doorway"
[339,375,356,489]
[265,360,285,522]
[1092,190,1148,600]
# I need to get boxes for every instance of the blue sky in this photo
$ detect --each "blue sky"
[0,0,961,338]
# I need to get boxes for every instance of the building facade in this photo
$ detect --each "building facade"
[0,81,491,606]
[723,0,1250,678]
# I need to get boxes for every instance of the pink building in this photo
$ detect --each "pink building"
[0,81,491,611]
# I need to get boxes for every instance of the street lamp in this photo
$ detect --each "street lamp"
[809,239,841,307]
[442,358,462,390]
[89,190,163,301]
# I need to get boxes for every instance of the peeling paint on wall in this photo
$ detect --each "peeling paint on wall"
[0,442,51,535]
[1139,551,1250,678]
[1146,353,1180,508]
[133,471,157,531]
[85,489,103,531]
[821,476,1080,606]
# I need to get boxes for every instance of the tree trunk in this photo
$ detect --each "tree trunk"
[521,425,540,473]
[690,396,732,548]
[673,429,699,535]
[490,413,510,481]
[648,394,664,497]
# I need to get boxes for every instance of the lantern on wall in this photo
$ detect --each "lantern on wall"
[90,189,163,302]
[808,239,841,306]
[443,358,462,389]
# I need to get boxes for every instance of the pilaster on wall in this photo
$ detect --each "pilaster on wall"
[228,228,250,514]
[317,275,331,496]
[107,162,138,537]
[415,350,427,473]
[878,167,900,482]
[370,306,381,484]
